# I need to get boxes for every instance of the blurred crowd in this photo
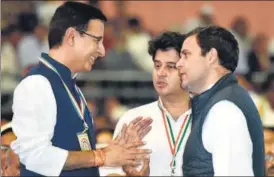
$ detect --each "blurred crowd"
[1,1,274,176]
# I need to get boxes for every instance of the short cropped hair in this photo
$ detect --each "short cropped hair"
[48,1,107,49]
[148,31,185,60]
[187,26,239,72]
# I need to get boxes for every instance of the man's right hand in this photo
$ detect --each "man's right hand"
[102,124,151,167]
[122,159,150,176]
[124,116,153,143]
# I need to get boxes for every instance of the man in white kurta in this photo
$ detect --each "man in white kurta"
[100,32,191,176]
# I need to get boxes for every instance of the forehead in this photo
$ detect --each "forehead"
[154,48,180,62]
[86,19,104,35]
[182,35,200,51]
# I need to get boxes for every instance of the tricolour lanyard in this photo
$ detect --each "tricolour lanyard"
[39,57,89,131]
[158,100,191,169]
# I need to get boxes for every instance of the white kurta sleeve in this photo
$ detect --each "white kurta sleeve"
[11,75,68,176]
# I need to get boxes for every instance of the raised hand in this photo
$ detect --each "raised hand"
[123,116,153,143]
[102,124,151,167]
[118,117,152,176]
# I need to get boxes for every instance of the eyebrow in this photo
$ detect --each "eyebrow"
[167,62,177,65]
[80,30,103,41]
[154,59,177,64]
[92,35,103,41]
[180,49,191,55]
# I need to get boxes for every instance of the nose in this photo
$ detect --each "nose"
[157,67,167,77]
[176,57,183,70]
[97,43,106,57]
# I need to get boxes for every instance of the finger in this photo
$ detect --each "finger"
[124,128,137,143]
[124,160,142,166]
[126,117,142,136]
[141,158,150,170]
[114,125,125,141]
[139,126,152,140]
[125,141,146,148]
[124,128,129,143]
[121,124,128,139]
[129,163,141,168]
[128,153,150,161]
[133,148,152,155]
[122,165,139,175]
[135,117,153,133]
[115,124,127,143]
[141,159,150,176]
[135,117,152,129]
[127,121,135,134]
[130,116,143,126]
[113,132,121,142]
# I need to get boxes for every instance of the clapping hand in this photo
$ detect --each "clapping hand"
[102,116,152,167]
[120,116,152,176]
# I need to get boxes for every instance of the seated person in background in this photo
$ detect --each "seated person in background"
[257,73,274,128]
[1,120,20,176]
[247,34,274,82]
[100,31,140,71]
[236,74,262,107]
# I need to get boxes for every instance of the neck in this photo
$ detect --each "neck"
[49,48,76,75]
[191,69,230,96]
[160,93,190,121]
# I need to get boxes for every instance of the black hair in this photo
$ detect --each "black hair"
[48,1,107,49]
[148,31,186,60]
[186,26,239,72]
[17,12,38,33]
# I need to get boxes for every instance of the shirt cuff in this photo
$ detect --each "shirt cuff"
[25,146,68,176]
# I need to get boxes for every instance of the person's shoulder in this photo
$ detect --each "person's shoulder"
[14,75,51,94]
[209,100,245,124]
[211,100,243,114]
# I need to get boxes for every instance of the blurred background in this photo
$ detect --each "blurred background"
[1,0,274,176]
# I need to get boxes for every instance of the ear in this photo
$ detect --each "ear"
[206,48,218,65]
[63,27,76,47]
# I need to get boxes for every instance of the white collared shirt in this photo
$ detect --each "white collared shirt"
[99,101,192,176]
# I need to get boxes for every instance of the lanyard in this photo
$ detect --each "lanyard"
[158,100,191,168]
[39,57,89,130]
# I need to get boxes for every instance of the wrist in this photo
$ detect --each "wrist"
[93,149,105,167]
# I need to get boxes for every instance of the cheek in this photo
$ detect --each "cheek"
[152,69,157,80]
[169,74,181,88]
[86,42,97,53]
[191,57,205,72]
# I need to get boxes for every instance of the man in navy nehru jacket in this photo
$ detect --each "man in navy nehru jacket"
[176,26,265,176]
[11,2,152,176]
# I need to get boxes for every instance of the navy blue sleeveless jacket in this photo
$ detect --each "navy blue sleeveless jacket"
[20,53,99,176]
